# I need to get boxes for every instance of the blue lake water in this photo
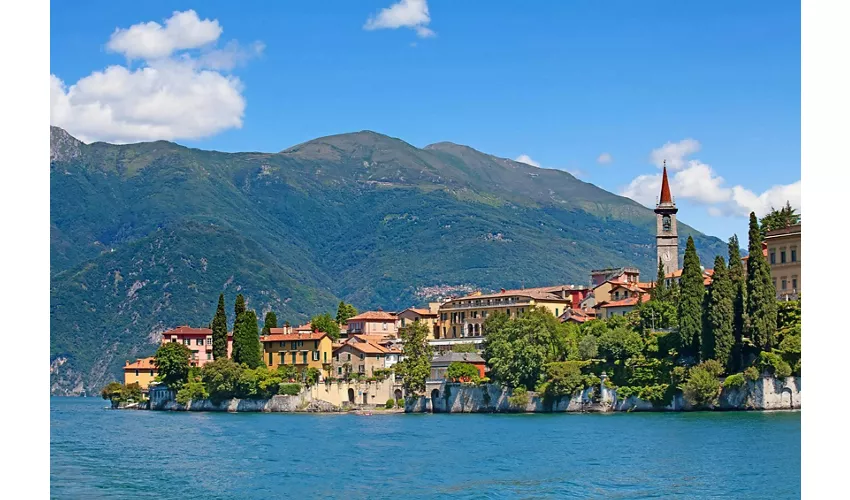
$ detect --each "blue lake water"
[50,397,800,499]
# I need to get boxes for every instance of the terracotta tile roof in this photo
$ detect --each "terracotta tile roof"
[163,325,212,336]
[610,282,648,293]
[400,307,437,317]
[347,334,392,345]
[334,341,389,355]
[449,288,572,303]
[597,295,650,308]
[637,282,655,290]
[124,357,157,370]
[347,310,397,321]
[262,331,328,342]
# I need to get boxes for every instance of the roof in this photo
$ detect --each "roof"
[431,352,485,365]
[447,287,574,304]
[596,295,650,308]
[334,341,389,355]
[346,334,392,345]
[124,357,156,370]
[262,330,328,342]
[399,307,437,317]
[559,308,596,323]
[659,165,673,204]
[637,282,655,290]
[162,325,212,336]
[609,282,648,293]
[347,310,397,321]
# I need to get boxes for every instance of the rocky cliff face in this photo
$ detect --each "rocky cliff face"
[406,376,801,413]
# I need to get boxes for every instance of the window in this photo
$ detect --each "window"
[302,352,307,364]
[347,353,351,361]
[171,338,176,342]
[192,352,198,359]
[662,215,671,231]
[791,248,797,262]
[383,322,387,330]
[780,250,786,264]
[312,351,320,361]
[269,352,273,366]
[360,353,365,360]
[150,369,155,376]
[338,367,342,375]
[135,369,139,376]
[772,278,777,289]
[298,341,304,347]
[183,339,191,345]
[206,338,212,346]
[770,251,776,264]
[401,318,406,327]
[292,341,298,350]
[555,308,560,317]
[314,341,318,349]
[207,353,212,360]
[792,277,798,290]
[482,311,488,318]
[781,279,787,290]
[196,338,203,346]
[291,352,297,364]
[324,351,327,363]
[280,352,285,364]
[280,342,285,349]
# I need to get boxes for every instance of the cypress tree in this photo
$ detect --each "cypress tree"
[745,212,778,351]
[262,311,278,336]
[705,256,734,370]
[727,235,746,370]
[231,294,247,362]
[211,294,228,360]
[677,236,704,358]
[233,309,262,368]
[652,258,667,302]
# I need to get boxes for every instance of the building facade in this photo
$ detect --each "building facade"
[655,162,680,277]
[260,329,333,377]
[123,357,158,389]
[429,352,487,381]
[161,326,232,367]
[397,304,441,340]
[765,223,801,300]
[332,341,389,378]
[345,310,399,337]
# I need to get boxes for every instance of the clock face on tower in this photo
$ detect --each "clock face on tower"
[662,250,672,262]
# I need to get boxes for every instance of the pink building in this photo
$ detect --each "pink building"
[160,325,233,367]
[344,310,399,337]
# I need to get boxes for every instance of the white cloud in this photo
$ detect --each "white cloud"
[51,11,261,144]
[621,140,801,218]
[364,0,436,38]
[649,138,701,170]
[515,154,541,168]
[596,152,613,165]
[107,10,222,60]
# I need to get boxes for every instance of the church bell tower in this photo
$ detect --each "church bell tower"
[655,161,679,276]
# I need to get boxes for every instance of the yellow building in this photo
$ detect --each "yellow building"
[397,303,441,340]
[437,286,575,339]
[123,357,158,390]
[261,328,334,377]
[765,223,801,300]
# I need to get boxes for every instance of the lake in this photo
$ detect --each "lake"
[50,397,800,499]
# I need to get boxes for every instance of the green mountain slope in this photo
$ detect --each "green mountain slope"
[49,127,726,394]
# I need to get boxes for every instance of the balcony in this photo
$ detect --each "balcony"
[441,298,532,310]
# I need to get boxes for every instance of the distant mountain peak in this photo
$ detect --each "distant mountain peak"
[50,127,83,163]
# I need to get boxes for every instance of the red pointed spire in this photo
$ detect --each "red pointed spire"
[659,160,672,204]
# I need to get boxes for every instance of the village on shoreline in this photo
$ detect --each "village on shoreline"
[103,171,802,414]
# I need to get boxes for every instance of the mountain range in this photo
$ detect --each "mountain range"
[49,126,726,395]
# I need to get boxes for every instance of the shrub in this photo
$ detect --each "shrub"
[279,383,302,396]
[578,335,598,360]
[304,367,321,386]
[638,384,670,407]
[396,398,404,407]
[723,373,746,389]
[743,366,760,381]
[101,382,123,401]
[386,398,395,409]
[755,351,792,379]
[699,359,725,378]
[478,376,491,385]
[671,366,688,387]
[507,387,530,408]
[202,358,243,402]
[446,362,480,383]
[682,366,721,408]
[176,381,208,405]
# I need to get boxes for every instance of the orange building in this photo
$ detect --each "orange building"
[261,328,333,377]
[123,357,158,389]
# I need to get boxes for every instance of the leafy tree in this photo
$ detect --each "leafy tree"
[233,310,262,368]
[176,381,208,405]
[682,365,721,408]
[677,236,704,357]
[638,299,677,332]
[394,321,433,394]
[578,334,598,361]
[446,362,480,383]
[451,343,479,353]
[261,311,278,336]
[310,313,341,341]
[304,367,321,386]
[482,310,509,336]
[211,294,228,360]
[154,341,192,390]
[201,358,243,402]
[539,361,587,398]
[759,201,800,238]
[704,256,734,371]
[335,301,358,324]
[745,212,778,351]
[755,351,792,379]
[597,328,643,362]
[101,381,123,402]
[652,257,667,302]
[581,319,608,338]
[121,382,143,402]
[727,234,746,371]
[276,364,298,382]
[507,387,530,408]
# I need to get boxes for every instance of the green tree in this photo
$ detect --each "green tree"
[652,257,667,302]
[577,334,598,360]
[446,362,481,383]
[451,343,479,353]
[759,201,800,238]
[682,365,721,408]
[231,293,247,360]
[261,311,278,336]
[704,256,735,372]
[154,341,192,390]
[727,234,746,371]
[335,301,358,324]
[211,294,228,360]
[201,358,244,402]
[176,381,208,405]
[597,328,643,363]
[638,299,677,332]
[394,321,433,394]
[677,236,704,357]
[310,313,341,341]
[120,382,143,402]
[540,361,587,398]
[745,212,778,351]
[100,381,123,402]
[233,310,263,368]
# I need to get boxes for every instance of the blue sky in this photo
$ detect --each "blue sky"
[50,0,800,241]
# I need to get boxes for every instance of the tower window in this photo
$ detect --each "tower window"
[662,215,671,232]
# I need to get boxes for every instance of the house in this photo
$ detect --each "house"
[160,325,233,367]
[663,268,715,288]
[345,310,399,337]
[429,352,487,381]
[123,357,158,390]
[590,267,641,288]
[765,223,801,300]
[332,341,390,378]
[397,304,441,340]
[559,308,596,324]
[260,327,333,377]
[595,294,650,320]
[437,285,579,339]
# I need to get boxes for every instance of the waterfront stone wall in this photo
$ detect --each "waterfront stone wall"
[406,376,801,413]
